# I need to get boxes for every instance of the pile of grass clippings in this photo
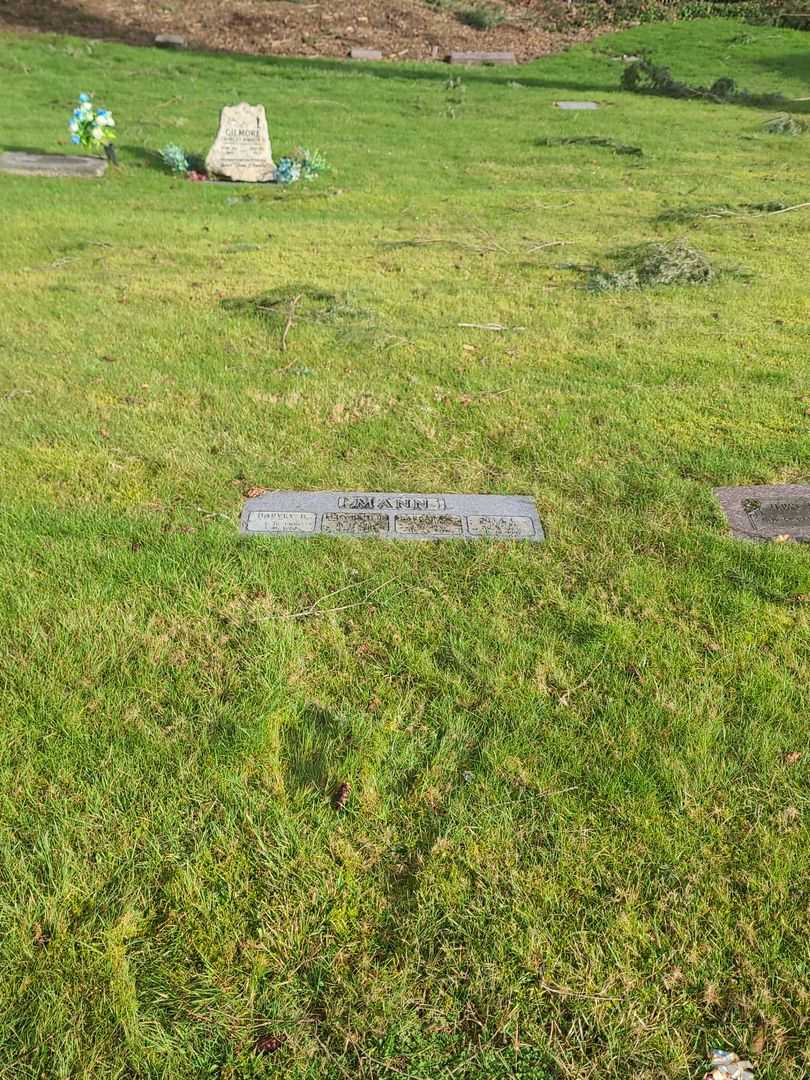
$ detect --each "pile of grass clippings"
[587,239,716,292]
[656,200,791,223]
[536,134,643,155]
[621,57,788,107]
[762,113,807,135]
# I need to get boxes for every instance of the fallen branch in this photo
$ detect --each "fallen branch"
[763,200,810,216]
[457,322,524,332]
[277,577,400,621]
[383,237,499,254]
[281,293,302,352]
[522,238,571,253]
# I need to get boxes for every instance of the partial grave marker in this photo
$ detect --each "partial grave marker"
[350,48,383,61]
[155,33,187,49]
[447,51,517,66]
[0,151,107,178]
[241,492,544,542]
[205,103,275,183]
[714,484,810,542]
[555,100,600,110]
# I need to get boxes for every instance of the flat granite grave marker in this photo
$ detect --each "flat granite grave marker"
[241,491,544,542]
[154,33,187,48]
[0,151,107,178]
[555,101,600,110]
[350,47,383,60]
[714,484,810,542]
[447,51,517,66]
[205,103,275,183]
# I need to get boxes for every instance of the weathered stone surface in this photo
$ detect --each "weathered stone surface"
[447,51,516,65]
[155,33,187,48]
[350,47,383,60]
[395,513,464,537]
[555,100,599,109]
[322,512,389,536]
[714,484,810,542]
[241,491,544,542]
[0,151,107,178]
[205,103,275,183]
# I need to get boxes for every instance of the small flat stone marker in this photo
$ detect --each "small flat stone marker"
[155,33,187,48]
[714,484,810,542]
[555,101,599,110]
[241,491,544,542]
[206,103,275,183]
[350,47,383,60]
[447,51,516,66]
[0,151,107,178]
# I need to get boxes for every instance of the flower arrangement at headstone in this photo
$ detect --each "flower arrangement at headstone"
[158,143,327,184]
[275,148,328,184]
[68,93,117,163]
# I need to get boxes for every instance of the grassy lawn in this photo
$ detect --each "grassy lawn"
[1,18,809,1079]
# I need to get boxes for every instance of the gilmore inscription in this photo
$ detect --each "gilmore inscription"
[240,492,544,542]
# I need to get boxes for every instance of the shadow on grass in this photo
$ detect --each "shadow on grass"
[281,703,355,800]
[0,144,56,155]
[2,0,618,96]
[752,50,810,87]
[119,144,169,171]
[216,51,619,95]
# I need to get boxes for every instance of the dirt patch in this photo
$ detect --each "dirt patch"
[0,0,607,63]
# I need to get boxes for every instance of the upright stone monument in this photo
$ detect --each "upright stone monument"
[205,103,275,183]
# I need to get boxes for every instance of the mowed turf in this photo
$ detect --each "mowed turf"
[0,18,808,1080]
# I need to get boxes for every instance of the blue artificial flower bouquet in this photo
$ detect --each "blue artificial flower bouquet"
[69,93,117,161]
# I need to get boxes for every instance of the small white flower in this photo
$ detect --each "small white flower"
[92,126,102,140]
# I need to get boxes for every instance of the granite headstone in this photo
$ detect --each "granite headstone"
[0,152,107,178]
[205,103,275,183]
[240,491,544,542]
[350,47,383,60]
[447,51,516,65]
[714,484,810,542]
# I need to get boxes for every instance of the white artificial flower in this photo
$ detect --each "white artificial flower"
[92,126,102,140]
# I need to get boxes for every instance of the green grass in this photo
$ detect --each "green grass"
[1,18,809,1080]
[455,5,507,31]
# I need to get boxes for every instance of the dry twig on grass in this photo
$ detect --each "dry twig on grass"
[281,293,302,352]
[276,577,400,621]
[457,322,524,332]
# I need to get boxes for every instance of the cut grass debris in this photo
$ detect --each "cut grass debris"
[656,200,808,223]
[536,134,643,155]
[621,56,790,107]
[586,239,716,291]
[762,112,806,135]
